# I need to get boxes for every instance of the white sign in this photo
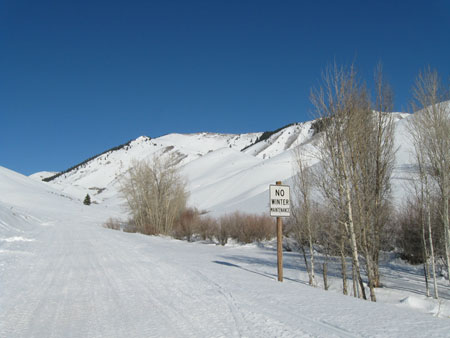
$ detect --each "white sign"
[269,185,290,217]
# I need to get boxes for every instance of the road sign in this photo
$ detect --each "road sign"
[269,184,290,217]
[270,181,289,282]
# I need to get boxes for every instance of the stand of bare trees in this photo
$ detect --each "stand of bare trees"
[290,64,448,301]
[120,155,188,235]
[408,68,450,286]
[301,63,396,301]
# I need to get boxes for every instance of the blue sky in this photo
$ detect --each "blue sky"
[1,0,450,175]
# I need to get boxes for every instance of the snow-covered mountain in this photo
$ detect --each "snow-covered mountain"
[36,115,413,216]
[36,122,318,215]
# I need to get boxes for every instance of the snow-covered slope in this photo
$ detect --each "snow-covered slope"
[0,166,75,220]
[242,121,315,159]
[37,113,419,215]
[0,166,112,239]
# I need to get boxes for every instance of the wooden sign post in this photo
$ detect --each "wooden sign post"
[269,181,290,282]
[276,204,283,282]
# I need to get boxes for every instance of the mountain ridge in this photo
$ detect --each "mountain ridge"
[30,114,414,216]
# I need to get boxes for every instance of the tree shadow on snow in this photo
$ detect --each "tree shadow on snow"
[213,260,275,280]
[213,257,309,285]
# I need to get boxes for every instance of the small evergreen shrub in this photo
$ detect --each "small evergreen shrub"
[83,194,91,205]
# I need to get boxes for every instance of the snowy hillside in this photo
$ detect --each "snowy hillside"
[43,132,263,204]
[0,166,114,240]
[241,121,315,159]
[37,115,417,216]
[1,166,450,337]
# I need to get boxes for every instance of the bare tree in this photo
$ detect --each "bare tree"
[310,63,396,301]
[408,117,439,298]
[369,65,396,288]
[408,67,450,285]
[315,204,340,291]
[347,65,395,301]
[120,155,188,235]
[311,63,367,300]
[314,160,350,295]
[292,148,316,286]
[409,68,450,283]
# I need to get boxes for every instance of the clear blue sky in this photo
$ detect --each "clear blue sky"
[1,0,449,175]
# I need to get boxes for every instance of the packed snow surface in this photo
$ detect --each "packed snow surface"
[1,166,450,337]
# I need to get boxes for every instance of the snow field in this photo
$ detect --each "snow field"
[1,167,450,337]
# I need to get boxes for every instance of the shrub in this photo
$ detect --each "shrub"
[395,198,444,264]
[218,212,275,244]
[172,208,199,241]
[121,219,137,233]
[215,218,230,245]
[197,216,217,241]
[103,217,121,231]
[83,194,91,205]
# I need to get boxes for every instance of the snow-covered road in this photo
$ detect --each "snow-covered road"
[2,206,450,338]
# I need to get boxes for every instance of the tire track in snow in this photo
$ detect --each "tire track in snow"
[196,271,358,338]
[195,270,250,337]
[89,228,216,337]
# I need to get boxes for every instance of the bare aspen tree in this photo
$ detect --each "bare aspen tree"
[421,195,431,298]
[347,65,395,301]
[315,204,338,291]
[315,166,349,294]
[120,155,188,235]
[410,68,450,283]
[370,65,396,288]
[311,63,366,299]
[407,122,439,298]
[313,123,350,295]
[311,63,395,301]
[292,148,316,286]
